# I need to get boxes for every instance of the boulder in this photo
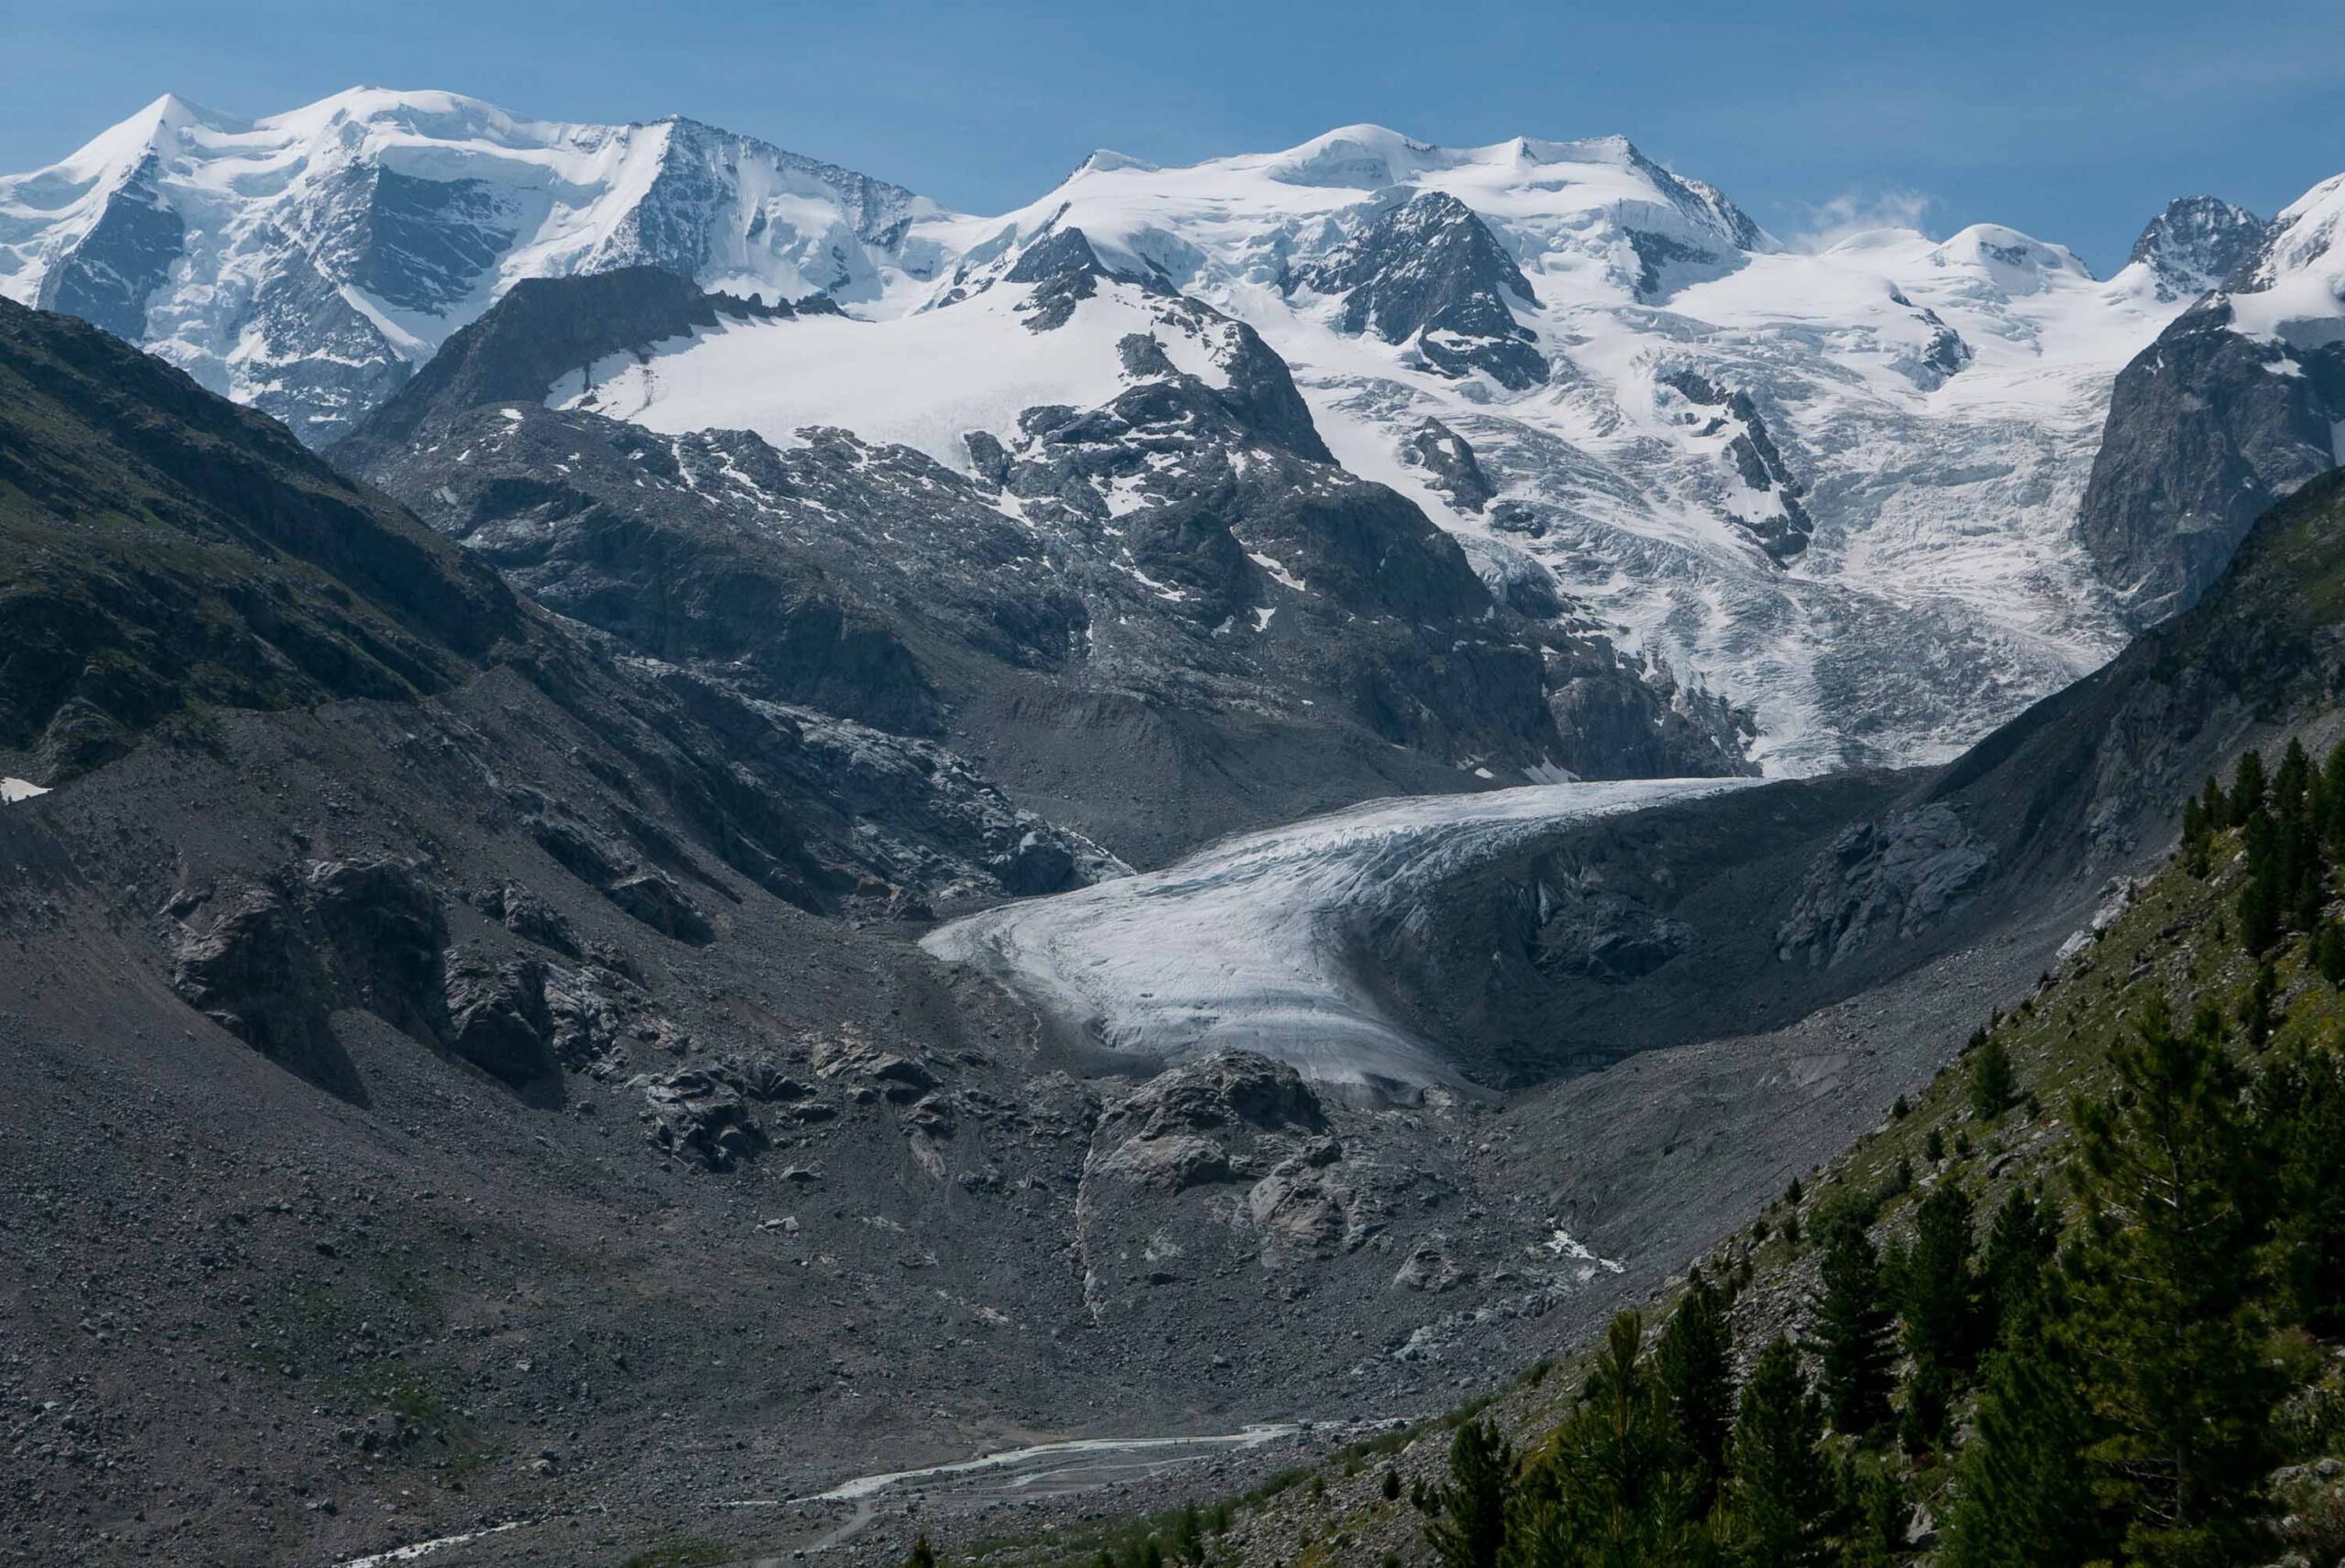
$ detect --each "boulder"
[1097,1134,1237,1194]
[637,1068,766,1171]
[443,954,553,1086]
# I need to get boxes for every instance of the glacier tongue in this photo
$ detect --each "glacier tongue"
[922,778,1756,1090]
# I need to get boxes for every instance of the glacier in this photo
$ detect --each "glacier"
[922,777,1755,1090]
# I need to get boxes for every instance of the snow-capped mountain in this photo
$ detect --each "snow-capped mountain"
[0,89,948,441]
[4,93,2291,773]
[2127,194,2268,301]
[2078,177,2345,621]
[587,123,2209,770]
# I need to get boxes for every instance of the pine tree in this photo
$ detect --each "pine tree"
[1969,1029,2017,1121]
[1426,1418,1514,1568]
[907,1535,939,1568]
[1899,1360,1950,1459]
[1941,1300,2114,1568]
[2274,736,2312,819]
[1172,1502,1205,1565]
[1718,1336,1835,1567]
[2240,960,2276,1049]
[2275,744,2329,931]
[2068,996,2283,1567]
[1903,1183,1979,1379]
[2316,918,2345,985]
[1835,1453,1908,1568]
[2180,793,2212,877]
[2198,774,2230,834]
[1811,1224,1894,1439]
[2238,804,2283,954]
[1977,1186,2058,1345]
[2263,1041,2345,1335]
[1507,1313,1706,1568]
[2322,738,2345,844]
[2230,747,2267,820]
[1655,1268,1736,1509]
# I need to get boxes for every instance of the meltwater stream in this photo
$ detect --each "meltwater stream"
[924,778,1755,1089]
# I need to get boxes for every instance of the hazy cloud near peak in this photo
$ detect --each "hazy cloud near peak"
[1786,187,1937,252]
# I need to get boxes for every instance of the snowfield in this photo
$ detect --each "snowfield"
[922,778,1757,1090]
[562,272,1240,467]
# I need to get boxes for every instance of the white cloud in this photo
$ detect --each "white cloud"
[1787,188,1936,253]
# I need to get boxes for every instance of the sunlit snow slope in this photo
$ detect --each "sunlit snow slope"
[0,89,953,440]
[922,778,1754,1090]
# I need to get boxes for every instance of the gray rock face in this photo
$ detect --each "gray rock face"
[1400,418,1495,513]
[1656,369,1814,563]
[168,857,453,1094]
[601,116,929,290]
[1101,1051,1327,1142]
[2127,195,2269,301]
[2075,296,2345,624]
[636,1065,768,1171]
[33,153,181,342]
[443,953,554,1086]
[319,163,519,312]
[1292,191,1549,389]
[1774,805,1993,968]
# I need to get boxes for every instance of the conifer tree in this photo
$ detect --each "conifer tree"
[1941,1301,2113,1568]
[1977,1186,2058,1345]
[1812,1224,1894,1439]
[1427,1418,1514,1568]
[2180,793,2212,877]
[2263,1042,2345,1335]
[2068,996,2282,1567]
[1507,1313,1705,1568]
[1969,1029,2017,1121]
[1719,1337,1835,1568]
[2198,774,2229,834]
[2241,960,2276,1048]
[2316,917,2345,985]
[1172,1502,1205,1565]
[2322,738,2345,843]
[1899,1361,1950,1460]
[2230,747,2266,819]
[2274,736,2311,819]
[1655,1268,1736,1508]
[2238,805,2283,954]
[1904,1183,1978,1377]
[908,1535,939,1568]
[1835,1454,1908,1568]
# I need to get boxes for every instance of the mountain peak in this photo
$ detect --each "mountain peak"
[1264,124,1443,189]
[1077,148,1160,176]
[2127,194,2267,300]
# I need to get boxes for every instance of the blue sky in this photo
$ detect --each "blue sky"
[5,0,2340,271]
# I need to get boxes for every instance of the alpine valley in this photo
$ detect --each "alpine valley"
[3,83,2345,1568]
